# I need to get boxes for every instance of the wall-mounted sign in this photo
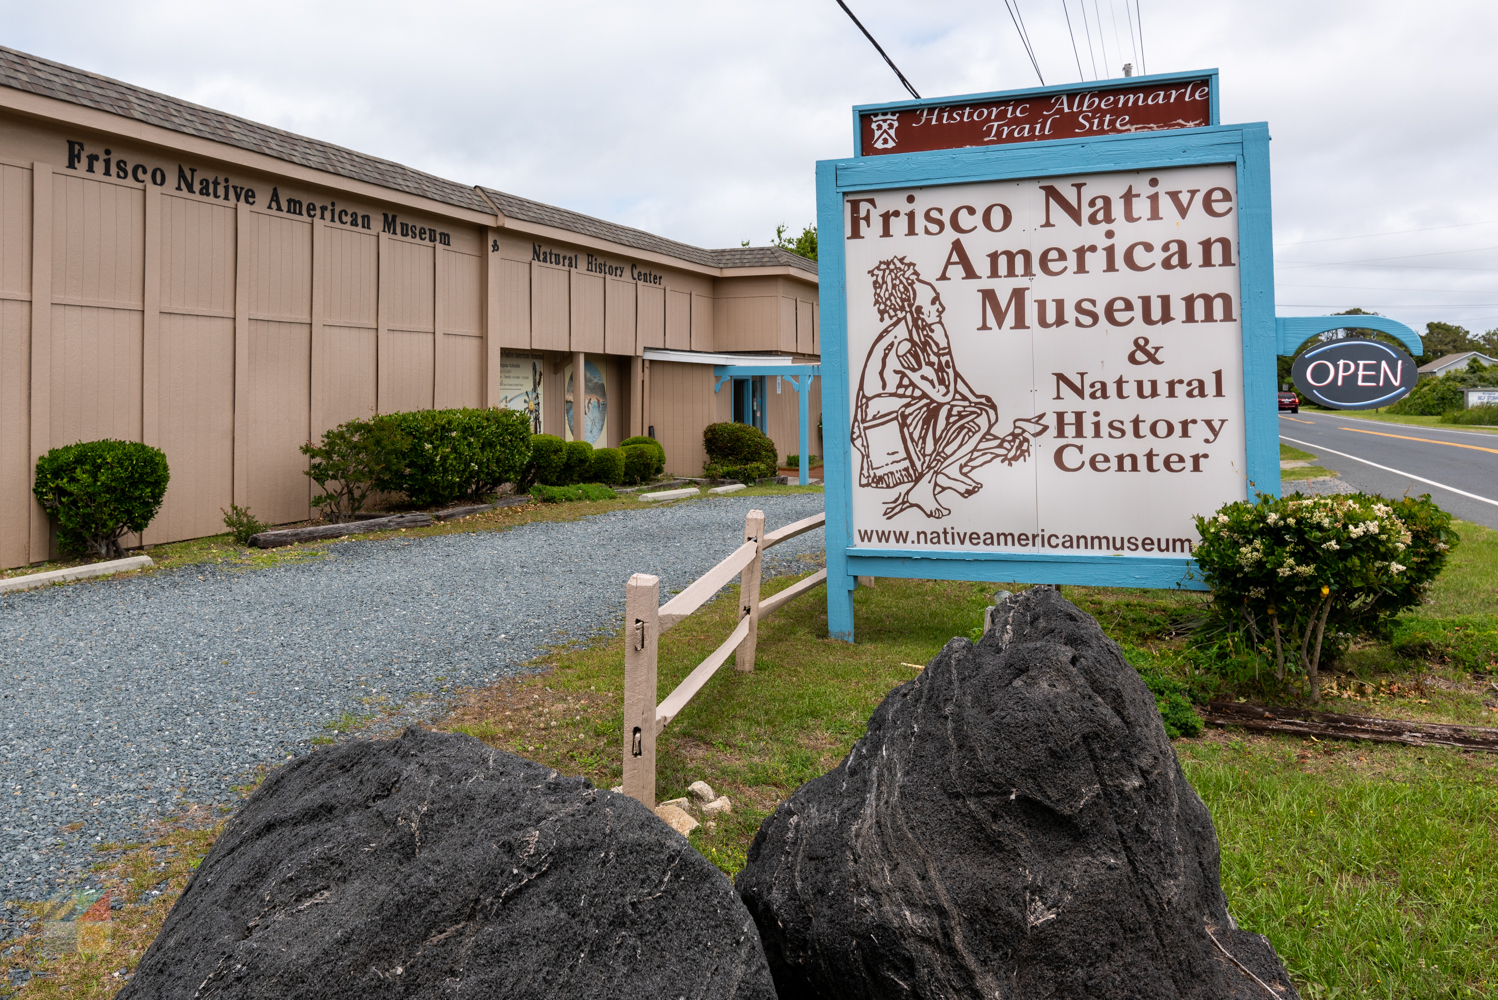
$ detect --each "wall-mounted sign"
[1291,340,1417,410]
[854,71,1216,157]
[498,351,546,433]
[565,359,609,445]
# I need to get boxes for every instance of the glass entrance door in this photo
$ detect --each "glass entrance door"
[733,377,766,432]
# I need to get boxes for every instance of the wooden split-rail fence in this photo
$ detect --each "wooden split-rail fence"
[622,509,826,808]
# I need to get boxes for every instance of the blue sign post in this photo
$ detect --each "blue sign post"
[817,79,1422,643]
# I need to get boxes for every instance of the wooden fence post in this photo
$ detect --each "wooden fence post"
[623,572,660,808]
[735,509,765,672]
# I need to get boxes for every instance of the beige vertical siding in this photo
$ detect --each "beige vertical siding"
[495,258,530,349]
[648,360,731,477]
[604,277,635,355]
[438,248,483,408]
[691,292,713,352]
[379,238,435,414]
[0,162,31,292]
[0,162,31,568]
[571,271,604,354]
[637,284,664,351]
[778,296,797,353]
[51,174,144,308]
[0,298,29,568]
[244,211,311,525]
[665,288,689,350]
[531,263,569,351]
[797,299,815,355]
[152,193,236,542]
[48,173,144,456]
[318,226,378,431]
[156,312,234,539]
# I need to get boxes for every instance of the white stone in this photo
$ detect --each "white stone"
[703,796,733,817]
[658,797,691,812]
[609,785,623,794]
[709,484,747,494]
[687,781,716,804]
[654,804,699,836]
[0,554,153,594]
[640,487,700,502]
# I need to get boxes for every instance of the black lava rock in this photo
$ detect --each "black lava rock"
[736,587,1298,1000]
[121,727,774,1000]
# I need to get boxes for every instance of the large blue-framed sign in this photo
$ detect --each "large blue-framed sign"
[818,74,1422,642]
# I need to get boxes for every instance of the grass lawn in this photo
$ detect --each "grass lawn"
[1280,441,1341,482]
[8,495,1498,1000]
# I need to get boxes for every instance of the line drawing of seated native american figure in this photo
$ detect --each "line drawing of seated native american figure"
[851,256,1047,520]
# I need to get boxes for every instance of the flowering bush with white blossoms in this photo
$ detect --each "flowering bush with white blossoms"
[1193,492,1456,701]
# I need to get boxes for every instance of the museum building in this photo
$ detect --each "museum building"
[0,47,821,568]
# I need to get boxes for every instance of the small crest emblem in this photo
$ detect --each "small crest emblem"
[869,112,899,150]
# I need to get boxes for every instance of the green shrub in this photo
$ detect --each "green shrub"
[521,434,568,490]
[528,482,617,503]
[590,447,625,485]
[622,443,658,485]
[620,435,666,476]
[465,408,533,495]
[1387,368,1494,415]
[785,454,822,468]
[1440,403,1498,425]
[33,440,170,558]
[374,408,531,507]
[1193,492,1456,701]
[221,504,269,546]
[703,422,777,483]
[561,440,594,485]
[302,416,410,522]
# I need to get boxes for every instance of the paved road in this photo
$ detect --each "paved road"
[1279,412,1498,529]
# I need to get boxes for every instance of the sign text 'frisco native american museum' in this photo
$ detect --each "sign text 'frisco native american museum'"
[817,71,1427,640]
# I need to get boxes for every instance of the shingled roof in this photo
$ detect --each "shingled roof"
[1,46,818,278]
[481,188,818,276]
[0,45,494,214]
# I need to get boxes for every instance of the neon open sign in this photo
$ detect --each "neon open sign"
[1291,340,1417,410]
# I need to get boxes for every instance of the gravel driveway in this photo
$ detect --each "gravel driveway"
[0,493,825,931]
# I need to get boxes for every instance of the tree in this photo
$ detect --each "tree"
[774,223,817,261]
[1419,321,1477,365]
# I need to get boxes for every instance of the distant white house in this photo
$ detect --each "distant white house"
[1417,351,1498,378]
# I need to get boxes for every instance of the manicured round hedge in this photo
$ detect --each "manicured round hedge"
[33,439,170,557]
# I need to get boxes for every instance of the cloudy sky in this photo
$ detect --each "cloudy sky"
[5,0,1496,335]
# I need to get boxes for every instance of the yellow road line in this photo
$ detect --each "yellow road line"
[1280,415,1315,424]
[1338,426,1498,456]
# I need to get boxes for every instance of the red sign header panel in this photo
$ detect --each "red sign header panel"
[859,78,1212,156]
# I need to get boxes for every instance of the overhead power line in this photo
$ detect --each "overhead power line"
[1004,0,1045,84]
[1275,219,1498,247]
[833,0,920,99]
[1078,0,1099,78]
[1060,2,1086,81]
[1135,0,1147,74]
[1276,245,1498,269]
